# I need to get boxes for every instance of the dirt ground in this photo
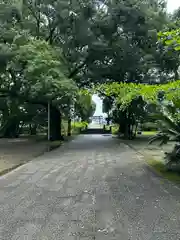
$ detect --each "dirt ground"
[0,137,48,175]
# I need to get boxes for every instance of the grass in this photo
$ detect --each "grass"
[110,126,157,136]
[147,159,180,183]
[62,120,88,136]
[142,131,157,136]
[123,133,180,184]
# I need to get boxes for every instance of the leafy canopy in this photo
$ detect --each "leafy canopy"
[96,80,180,109]
[1,39,78,106]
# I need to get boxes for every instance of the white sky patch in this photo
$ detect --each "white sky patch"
[92,95,104,116]
[167,0,180,13]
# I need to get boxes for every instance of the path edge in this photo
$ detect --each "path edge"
[120,139,180,188]
[0,135,78,177]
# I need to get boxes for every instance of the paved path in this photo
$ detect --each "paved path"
[0,135,180,239]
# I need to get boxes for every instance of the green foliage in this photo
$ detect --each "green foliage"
[147,159,180,182]
[102,97,113,114]
[75,92,96,122]
[158,29,180,51]
[62,120,88,135]
[111,125,119,135]
[0,1,81,139]
[44,0,168,86]
[72,121,88,129]
[141,122,158,131]
[71,121,88,134]
[96,80,180,139]
[10,39,78,103]
[0,0,179,141]
[149,104,180,145]
[97,80,180,109]
[147,103,180,168]
[157,25,180,79]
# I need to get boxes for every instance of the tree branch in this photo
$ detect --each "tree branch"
[68,58,87,79]
[0,89,48,107]
[46,24,57,44]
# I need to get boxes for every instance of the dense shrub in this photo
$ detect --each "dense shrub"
[111,125,119,135]
[71,121,88,134]
[141,122,158,131]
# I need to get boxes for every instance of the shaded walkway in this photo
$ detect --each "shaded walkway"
[0,135,180,239]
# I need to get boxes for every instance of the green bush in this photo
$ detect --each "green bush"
[72,121,87,129]
[62,120,88,136]
[141,122,158,131]
[112,125,119,135]
[71,121,88,134]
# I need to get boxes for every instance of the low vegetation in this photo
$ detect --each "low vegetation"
[147,159,180,183]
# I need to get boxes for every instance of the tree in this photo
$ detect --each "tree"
[0,32,78,139]
[156,24,180,80]
[75,92,96,122]
[21,0,169,86]
[13,40,77,139]
[102,97,114,125]
[148,102,180,170]
[75,0,168,85]
[22,0,96,80]
[148,26,180,169]
[96,80,180,138]
[0,0,174,141]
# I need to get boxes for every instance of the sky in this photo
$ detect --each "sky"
[92,0,180,116]
[167,0,180,13]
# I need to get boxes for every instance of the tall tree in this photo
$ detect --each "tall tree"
[75,92,96,122]
[21,0,168,86]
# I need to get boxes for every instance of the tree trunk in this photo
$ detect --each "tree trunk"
[50,106,63,141]
[124,123,131,139]
[2,117,20,138]
[30,123,37,135]
[133,123,138,138]
[19,122,24,135]
[118,111,129,139]
[67,118,71,136]
[119,120,132,139]
[174,69,179,80]
[129,124,135,140]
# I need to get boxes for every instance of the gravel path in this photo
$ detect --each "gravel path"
[0,135,180,239]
